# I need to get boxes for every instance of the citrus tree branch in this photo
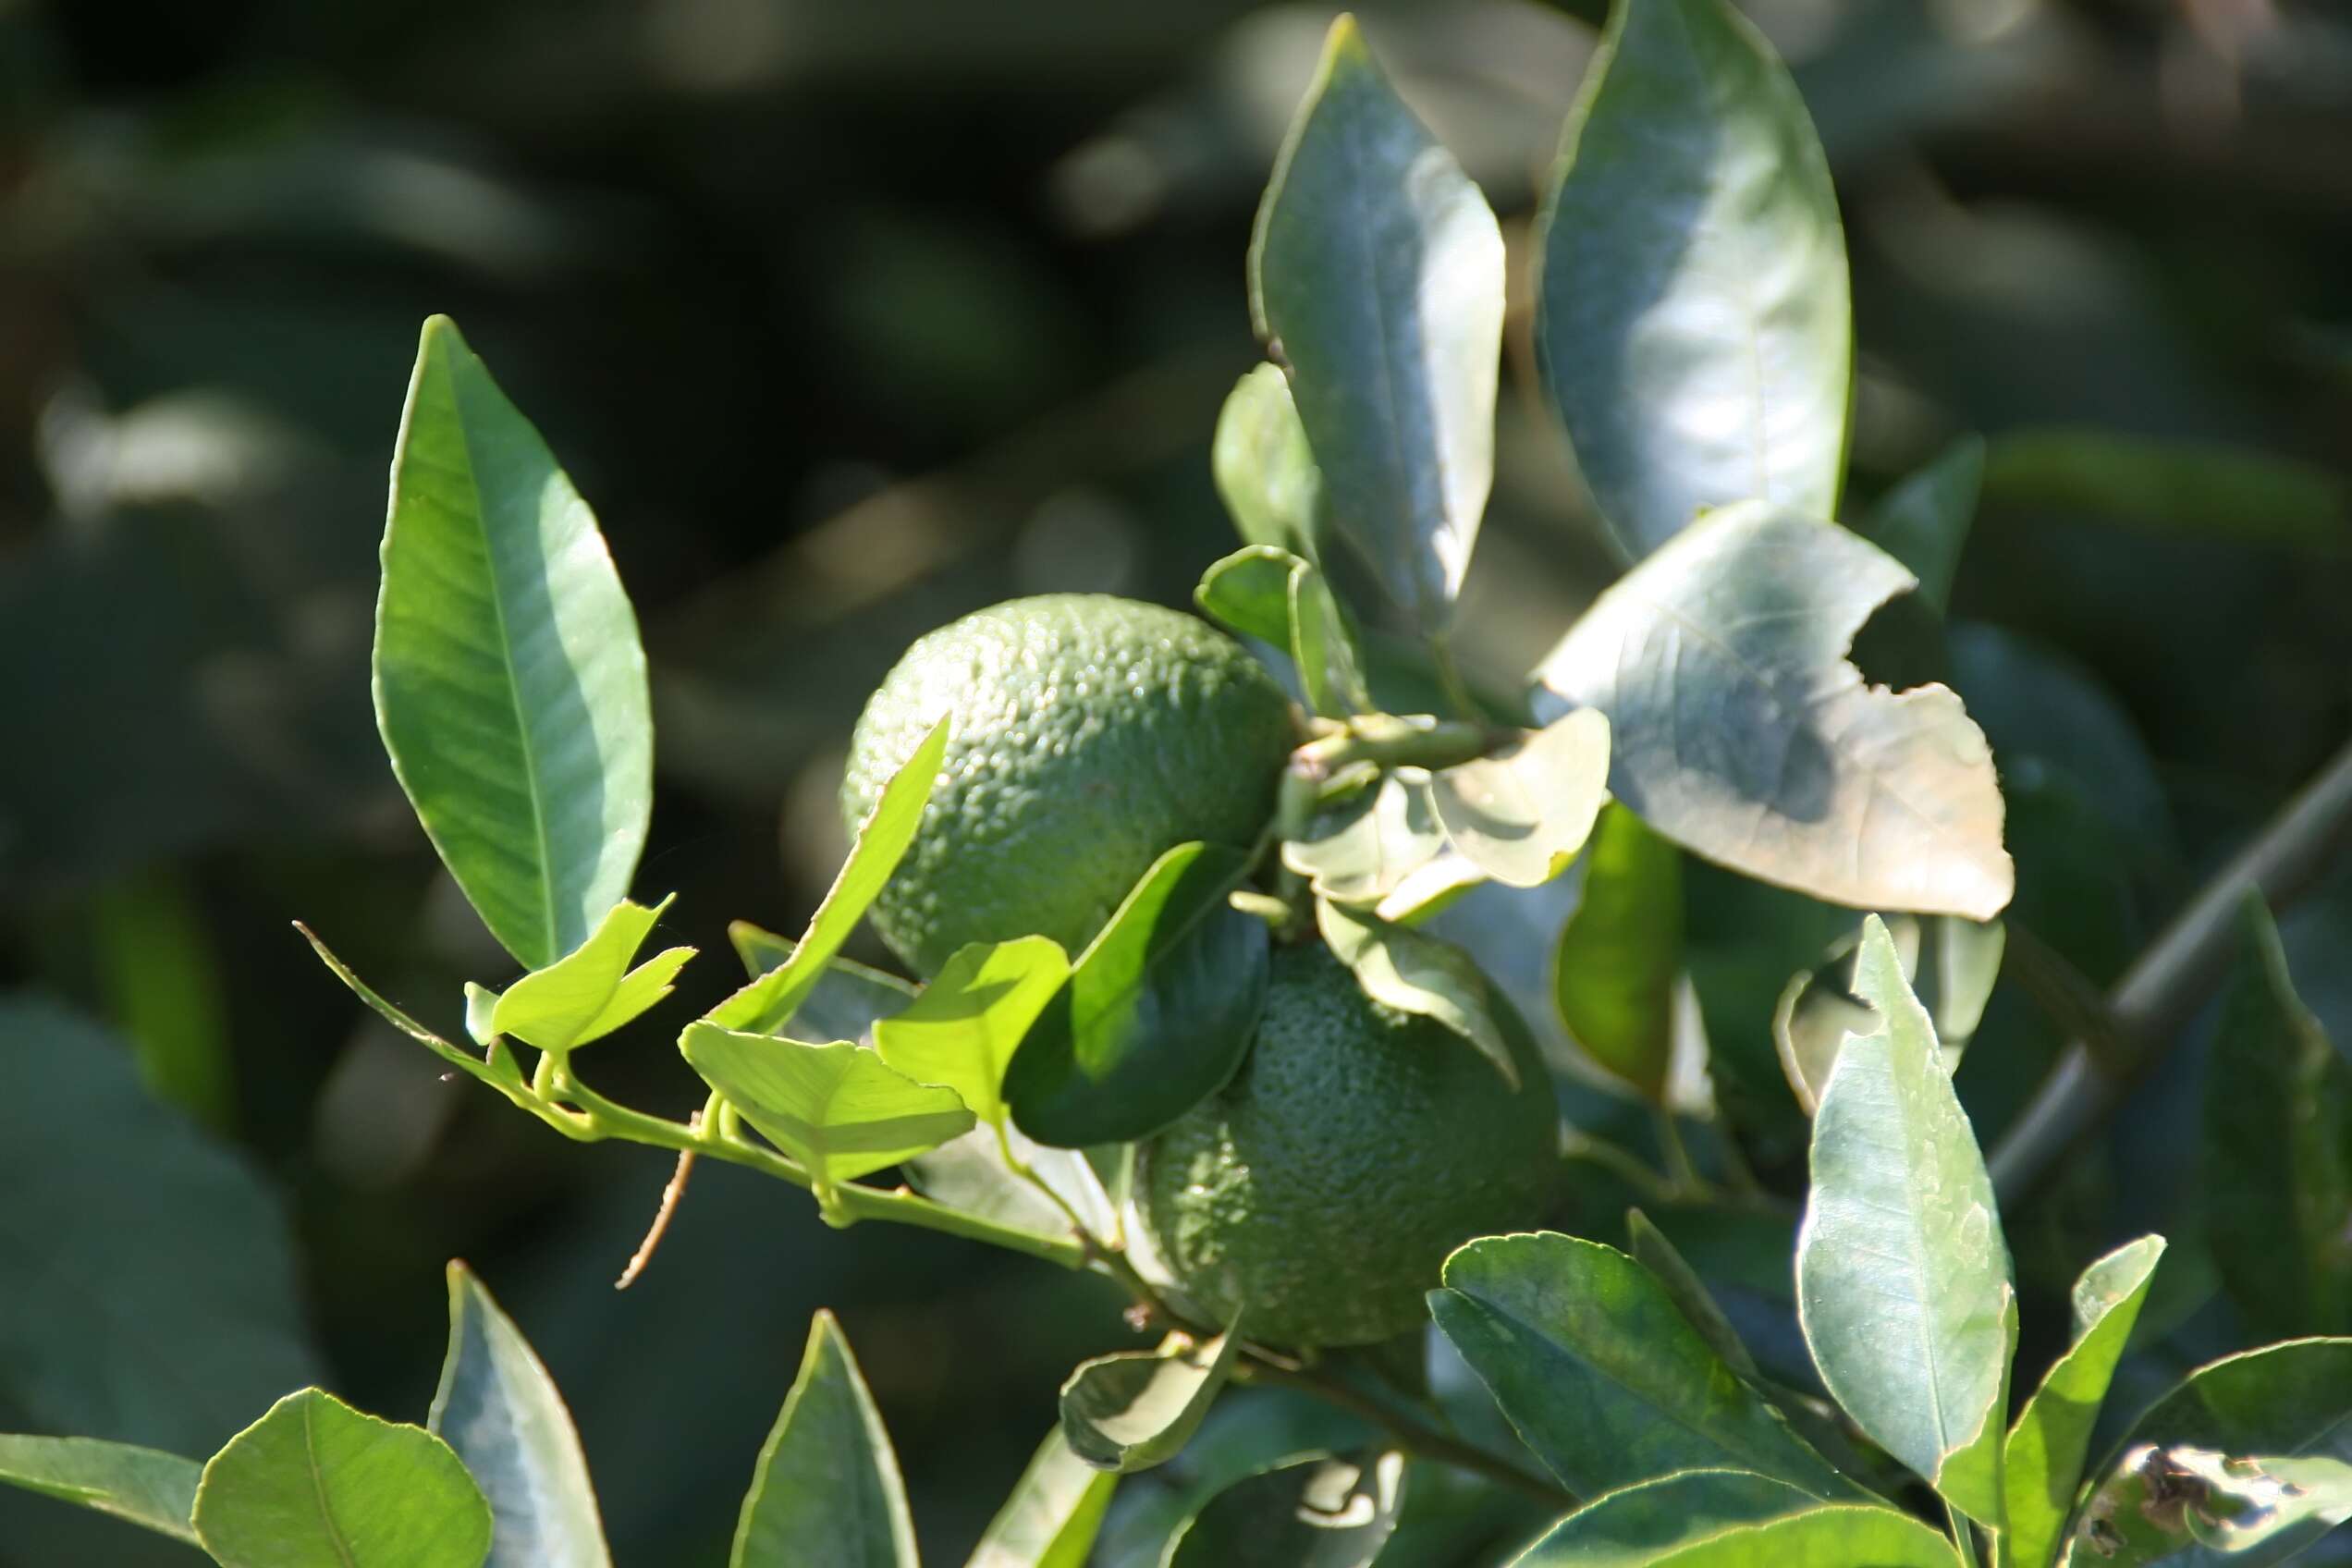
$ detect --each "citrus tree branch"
[1989,733,2352,1205]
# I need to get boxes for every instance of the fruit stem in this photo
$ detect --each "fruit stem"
[1232,1355,1574,1508]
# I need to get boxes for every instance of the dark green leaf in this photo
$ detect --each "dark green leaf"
[1537,0,1849,558]
[1317,899,1518,1087]
[1060,1325,1243,1474]
[708,718,948,1035]
[1532,504,2013,919]
[1647,1504,1958,1565]
[1431,1232,1852,1500]
[2003,1236,2165,1568]
[875,937,1069,1130]
[1251,16,1503,631]
[1774,914,2004,1113]
[479,895,692,1053]
[1427,710,1611,888]
[1625,1211,1761,1382]
[1005,842,1268,1147]
[1856,437,1984,618]
[1552,803,1683,1101]
[731,1313,915,1568]
[193,1389,492,1568]
[0,1435,200,1545]
[1983,427,2352,555]
[966,1429,1117,1568]
[1795,917,2014,1525]
[680,1025,975,1188]
[1211,363,1324,561]
[299,923,523,1091]
[2203,897,2352,1339]
[1161,1450,1404,1568]
[1515,1468,1817,1566]
[428,1263,609,1568]
[727,923,916,1044]
[374,314,652,971]
[0,995,323,1455]
[1194,546,1366,718]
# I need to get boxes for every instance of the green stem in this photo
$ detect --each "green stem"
[1947,1501,1983,1568]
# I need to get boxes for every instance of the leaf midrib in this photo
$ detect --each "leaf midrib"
[302,1400,361,1568]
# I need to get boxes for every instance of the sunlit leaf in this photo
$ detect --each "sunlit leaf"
[480,895,692,1053]
[1514,1468,1816,1566]
[1532,504,2013,919]
[1645,1504,1958,1566]
[731,1313,915,1568]
[966,1429,1118,1568]
[1162,1449,1404,1567]
[0,1436,200,1545]
[1283,774,1445,905]
[727,923,916,1045]
[1211,363,1324,562]
[875,937,1069,1130]
[1427,710,1611,888]
[680,1025,974,1187]
[1552,803,1682,1101]
[375,315,652,970]
[1773,914,2003,1113]
[1060,1325,1243,1474]
[1317,899,1517,1086]
[905,1126,1116,1245]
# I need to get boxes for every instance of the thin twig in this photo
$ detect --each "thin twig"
[1989,735,2352,1206]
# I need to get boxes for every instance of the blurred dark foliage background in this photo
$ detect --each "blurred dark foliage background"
[4,0,2352,1562]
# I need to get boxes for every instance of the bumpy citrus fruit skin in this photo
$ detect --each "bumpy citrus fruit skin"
[840,594,1295,978]
[1134,942,1558,1347]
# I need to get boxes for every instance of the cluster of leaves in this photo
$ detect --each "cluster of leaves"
[8,0,2352,1563]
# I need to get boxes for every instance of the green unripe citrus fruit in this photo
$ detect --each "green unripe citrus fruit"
[840,594,1296,978]
[1134,941,1558,1347]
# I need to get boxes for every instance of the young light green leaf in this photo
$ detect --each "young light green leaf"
[1317,898,1517,1087]
[1283,773,1446,904]
[1286,554,1370,717]
[300,922,522,1090]
[1060,1325,1243,1474]
[1251,16,1504,632]
[1003,842,1268,1148]
[1551,803,1682,1101]
[1646,1504,1959,1566]
[1796,917,2015,1526]
[481,895,692,1054]
[1212,363,1325,561]
[732,1312,916,1568]
[681,1025,974,1188]
[1774,915,2004,1113]
[1513,1468,1818,1566]
[728,923,917,1044]
[1537,0,1850,559]
[375,314,652,972]
[0,1435,201,1545]
[1431,1232,1854,1501]
[1532,504,2013,920]
[1161,1449,1405,1568]
[193,1389,493,1568]
[966,1428,1118,1568]
[0,996,325,1456]
[2003,1236,2166,1568]
[2204,897,2352,1341]
[874,937,1070,1130]
[2075,1339,2352,1567]
[1374,850,1488,926]
[708,717,949,1036]
[1195,545,1298,648]
[1856,437,1985,618]
[1427,710,1611,888]
[428,1263,610,1568]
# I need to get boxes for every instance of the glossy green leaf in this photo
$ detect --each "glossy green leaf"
[1317,899,1517,1087]
[1856,437,1984,618]
[1194,546,1366,717]
[1284,773,1446,905]
[905,1126,1116,1245]
[1796,917,2015,1525]
[2003,1236,2166,1568]
[1427,710,1611,888]
[681,1024,974,1187]
[708,718,948,1035]
[1513,1468,1817,1566]
[1374,851,1488,926]
[875,937,1069,1129]
[0,995,323,1455]
[193,1389,492,1568]
[966,1428,1118,1568]
[728,923,917,1044]
[1537,0,1849,559]
[428,1263,610,1568]
[375,314,652,971]
[1774,914,2004,1113]
[1211,362,1324,561]
[2072,1339,2352,1567]
[1647,1504,1958,1566]
[1060,1325,1243,1474]
[2203,898,2352,1340]
[1983,427,2352,555]
[302,925,528,1094]
[1432,1232,1852,1500]
[1624,1211,1761,1382]
[731,1313,916,1568]
[1004,842,1268,1147]
[479,895,692,1053]
[1551,803,1682,1101]
[1162,1449,1404,1567]
[0,1435,200,1545]
[1251,16,1503,631]
[1532,503,2013,920]
[1194,545,1297,647]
